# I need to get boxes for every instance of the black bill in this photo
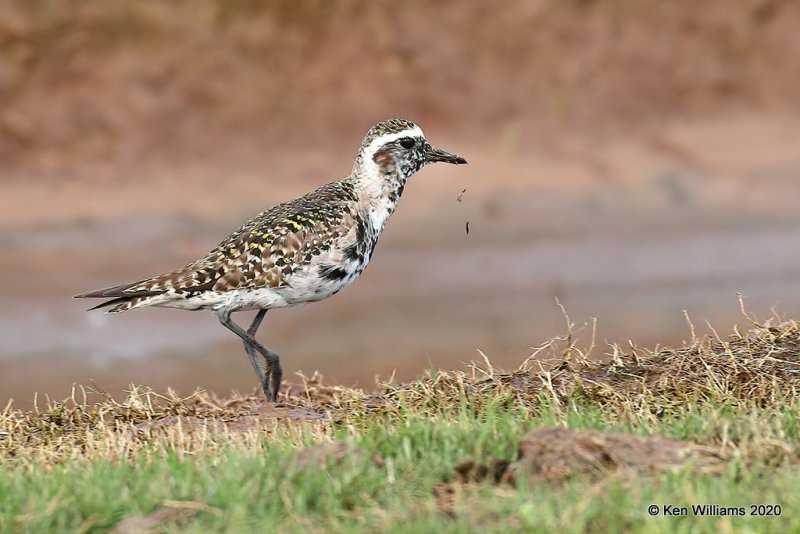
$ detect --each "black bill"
[426,145,468,165]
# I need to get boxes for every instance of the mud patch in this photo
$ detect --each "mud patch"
[137,408,328,434]
[135,400,329,435]
[294,442,357,469]
[292,441,385,471]
[109,501,217,534]
[436,427,725,514]
[510,428,725,484]
[0,384,341,464]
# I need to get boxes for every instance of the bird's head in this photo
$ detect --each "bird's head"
[354,118,467,180]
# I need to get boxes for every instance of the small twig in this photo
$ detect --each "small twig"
[683,310,697,343]
[738,293,764,328]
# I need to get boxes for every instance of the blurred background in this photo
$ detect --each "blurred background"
[2,0,800,407]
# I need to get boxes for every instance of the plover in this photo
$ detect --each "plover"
[75,118,467,402]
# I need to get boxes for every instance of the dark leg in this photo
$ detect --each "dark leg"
[243,310,269,395]
[218,309,283,402]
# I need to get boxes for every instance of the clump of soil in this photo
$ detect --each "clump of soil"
[109,502,213,534]
[135,402,328,434]
[292,441,385,471]
[457,427,724,487]
[436,427,725,515]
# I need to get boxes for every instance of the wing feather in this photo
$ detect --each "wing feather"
[75,179,359,310]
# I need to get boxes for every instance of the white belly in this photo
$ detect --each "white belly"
[142,287,282,312]
[149,235,373,313]
[153,267,363,313]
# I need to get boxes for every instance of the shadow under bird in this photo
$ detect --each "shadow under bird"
[75,118,467,402]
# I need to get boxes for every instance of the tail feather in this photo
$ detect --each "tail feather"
[86,296,131,311]
[106,296,150,313]
[75,261,217,313]
[80,294,155,313]
[75,281,165,313]
[74,282,161,300]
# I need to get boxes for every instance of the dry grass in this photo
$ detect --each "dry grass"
[2,308,799,468]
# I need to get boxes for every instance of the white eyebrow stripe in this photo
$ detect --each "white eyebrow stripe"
[366,127,425,153]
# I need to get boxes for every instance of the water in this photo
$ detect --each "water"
[3,205,799,408]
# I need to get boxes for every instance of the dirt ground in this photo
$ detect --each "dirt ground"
[2,0,800,172]
[5,316,798,462]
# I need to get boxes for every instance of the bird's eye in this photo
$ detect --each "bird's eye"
[399,137,415,149]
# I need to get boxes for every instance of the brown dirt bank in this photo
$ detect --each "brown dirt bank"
[1,0,799,173]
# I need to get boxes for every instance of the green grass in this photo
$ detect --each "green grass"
[2,318,799,532]
[1,400,798,533]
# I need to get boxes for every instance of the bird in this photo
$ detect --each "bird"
[75,118,467,402]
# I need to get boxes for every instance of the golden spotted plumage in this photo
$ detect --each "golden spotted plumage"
[75,118,467,402]
[80,180,361,311]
